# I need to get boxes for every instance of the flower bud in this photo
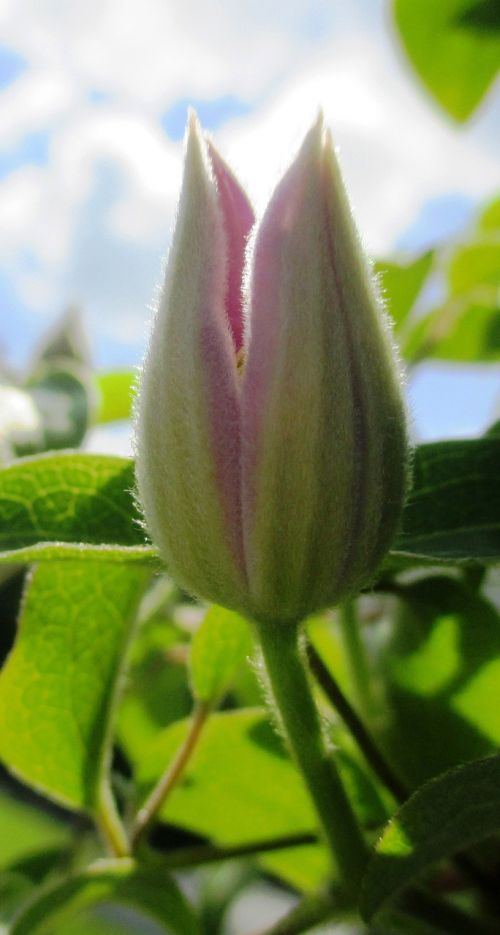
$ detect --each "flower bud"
[135,114,408,623]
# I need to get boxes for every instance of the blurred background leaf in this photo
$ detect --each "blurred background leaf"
[393,0,500,120]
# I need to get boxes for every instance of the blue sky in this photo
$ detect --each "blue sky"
[0,0,498,450]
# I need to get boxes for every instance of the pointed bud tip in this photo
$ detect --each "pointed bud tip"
[293,111,326,177]
[186,107,200,136]
[182,110,216,194]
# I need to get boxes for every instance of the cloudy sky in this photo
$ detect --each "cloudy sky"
[0,0,498,449]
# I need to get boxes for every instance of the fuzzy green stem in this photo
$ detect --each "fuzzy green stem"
[256,620,368,898]
[96,783,130,858]
[337,599,373,721]
[131,701,210,847]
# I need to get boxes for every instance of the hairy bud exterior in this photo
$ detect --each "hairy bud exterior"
[135,114,408,623]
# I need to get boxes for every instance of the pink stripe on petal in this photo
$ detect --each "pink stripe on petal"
[206,139,254,353]
[241,121,323,526]
[200,315,246,579]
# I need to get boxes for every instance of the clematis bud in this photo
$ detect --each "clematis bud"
[135,114,408,624]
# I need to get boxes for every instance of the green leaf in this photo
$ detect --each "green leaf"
[403,236,500,363]
[479,196,500,233]
[403,300,500,363]
[189,606,254,705]
[455,0,500,31]
[376,576,500,786]
[361,754,500,921]
[0,789,70,869]
[0,453,151,557]
[0,542,156,564]
[118,612,192,763]
[393,0,500,120]
[0,872,34,927]
[0,561,149,810]
[391,437,500,563]
[95,371,135,424]
[448,240,500,296]
[10,858,199,935]
[137,709,328,891]
[485,418,500,437]
[375,251,434,332]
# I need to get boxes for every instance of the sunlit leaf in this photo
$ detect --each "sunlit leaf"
[448,240,500,296]
[0,453,150,557]
[393,0,500,120]
[403,300,500,363]
[0,542,156,564]
[478,196,500,233]
[377,576,500,786]
[137,708,329,890]
[0,561,149,810]
[375,251,434,332]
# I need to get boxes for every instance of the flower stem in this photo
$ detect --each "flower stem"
[96,782,130,858]
[337,599,373,721]
[256,620,368,898]
[162,831,317,869]
[130,700,210,847]
[305,640,407,803]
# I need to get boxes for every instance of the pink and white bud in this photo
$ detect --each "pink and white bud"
[135,114,408,623]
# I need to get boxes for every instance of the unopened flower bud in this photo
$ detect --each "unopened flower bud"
[135,114,408,624]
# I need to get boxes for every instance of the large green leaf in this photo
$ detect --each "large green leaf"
[10,858,199,935]
[361,754,500,921]
[0,561,149,810]
[391,437,500,563]
[376,576,500,787]
[0,453,155,562]
[137,708,329,891]
[393,0,500,120]
[375,251,434,333]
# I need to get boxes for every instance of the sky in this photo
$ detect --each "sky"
[0,0,498,453]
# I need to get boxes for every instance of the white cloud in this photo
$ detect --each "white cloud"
[0,69,75,147]
[0,0,498,368]
[219,37,500,254]
[0,0,341,106]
